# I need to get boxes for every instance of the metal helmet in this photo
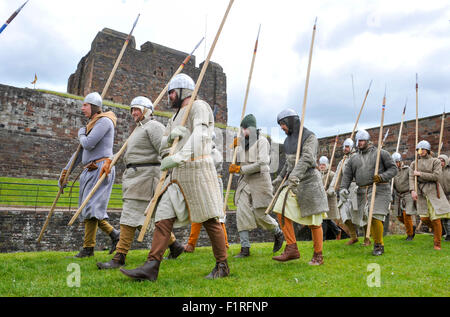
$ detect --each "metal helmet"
[83,92,102,107]
[168,73,195,91]
[355,129,370,144]
[277,108,299,124]
[416,140,431,151]
[319,156,329,165]
[130,96,153,114]
[392,152,402,162]
[343,138,354,150]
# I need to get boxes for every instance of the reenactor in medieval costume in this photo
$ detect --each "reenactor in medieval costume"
[391,152,417,241]
[120,74,229,281]
[437,154,450,241]
[184,133,229,253]
[271,109,329,265]
[228,114,284,258]
[410,141,450,250]
[318,156,342,240]
[328,138,367,245]
[340,129,398,256]
[97,96,177,269]
[59,92,120,258]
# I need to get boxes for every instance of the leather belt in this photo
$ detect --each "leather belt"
[126,163,161,169]
[83,157,109,171]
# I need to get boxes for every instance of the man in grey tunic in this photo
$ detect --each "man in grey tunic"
[228,114,284,258]
[59,92,120,258]
[340,129,398,256]
[328,138,366,245]
[97,96,167,269]
[120,74,228,281]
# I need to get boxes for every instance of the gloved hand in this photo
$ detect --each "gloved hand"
[58,169,68,192]
[161,155,182,171]
[168,126,189,145]
[326,187,335,197]
[373,174,383,183]
[78,127,86,138]
[229,164,241,174]
[339,188,350,202]
[99,158,112,178]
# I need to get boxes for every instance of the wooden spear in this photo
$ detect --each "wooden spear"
[324,133,339,190]
[223,25,261,213]
[38,14,140,240]
[67,37,204,226]
[365,90,387,239]
[137,0,235,242]
[332,80,373,192]
[414,74,419,194]
[265,17,318,215]
[438,107,445,156]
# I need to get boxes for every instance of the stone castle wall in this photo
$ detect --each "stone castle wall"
[67,28,228,124]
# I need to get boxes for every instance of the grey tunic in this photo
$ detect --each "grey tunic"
[120,118,165,227]
[392,165,417,216]
[65,117,116,222]
[234,133,278,232]
[438,154,450,200]
[341,145,398,222]
[320,169,339,220]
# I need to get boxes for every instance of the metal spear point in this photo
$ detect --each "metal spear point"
[0,0,29,34]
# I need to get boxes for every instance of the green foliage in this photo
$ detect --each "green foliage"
[0,235,448,297]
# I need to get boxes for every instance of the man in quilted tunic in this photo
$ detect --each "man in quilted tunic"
[120,74,228,281]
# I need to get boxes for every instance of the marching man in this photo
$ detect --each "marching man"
[271,109,329,265]
[391,152,417,241]
[410,141,450,250]
[120,74,229,281]
[228,114,284,258]
[340,129,397,256]
[59,92,120,258]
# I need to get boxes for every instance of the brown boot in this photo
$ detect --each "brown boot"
[272,243,300,262]
[166,240,184,259]
[120,260,160,281]
[308,251,324,266]
[96,253,126,270]
[184,244,195,253]
[205,260,230,279]
[362,237,372,246]
[434,241,441,250]
[234,247,250,258]
[345,238,359,245]
[74,247,94,258]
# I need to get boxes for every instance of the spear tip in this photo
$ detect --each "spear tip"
[368,79,373,91]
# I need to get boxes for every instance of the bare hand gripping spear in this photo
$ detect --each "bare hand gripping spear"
[37,14,141,241]
[137,0,235,242]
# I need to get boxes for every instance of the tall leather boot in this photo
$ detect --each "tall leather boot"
[205,260,230,279]
[272,243,300,262]
[166,240,184,259]
[120,260,160,281]
[97,252,126,269]
[273,230,285,253]
[109,229,120,254]
[74,247,94,258]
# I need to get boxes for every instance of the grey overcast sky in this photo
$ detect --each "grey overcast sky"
[1,0,449,143]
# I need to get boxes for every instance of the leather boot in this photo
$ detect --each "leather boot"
[74,247,94,258]
[234,247,250,258]
[362,237,372,246]
[120,260,160,281]
[184,244,195,253]
[272,243,300,262]
[308,251,324,266]
[345,238,359,245]
[406,225,416,241]
[166,240,184,259]
[273,230,285,253]
[96,253,126,270]
[372,243,384,256]
[109,229,120,254]
[205,260,230,279]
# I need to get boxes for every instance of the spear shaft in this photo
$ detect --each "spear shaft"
[67,36,204,227]
[223,25,261,213]
[265,18,317,215]
[366,93,387,239]
[324,133,339,190]
[414,74,419,194]
[0,1,29,34]
[438,109,445,156]
[137,0,235,242]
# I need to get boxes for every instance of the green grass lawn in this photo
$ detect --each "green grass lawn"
[0,234,448,297]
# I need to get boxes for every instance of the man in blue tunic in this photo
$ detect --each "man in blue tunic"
[59,92,120,258]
